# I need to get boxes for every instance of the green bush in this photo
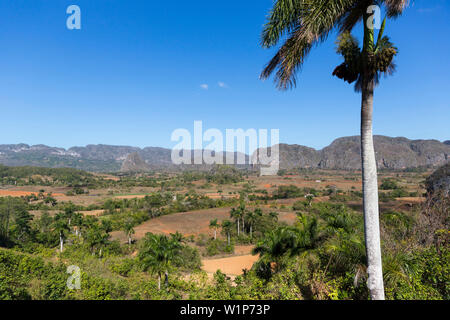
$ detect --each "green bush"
[205,239,234,256]
[110,258,136,277]
[380,178,400,190]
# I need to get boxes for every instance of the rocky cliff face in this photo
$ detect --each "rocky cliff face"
[253,136,449,170]
[120,152,150,172]
[318,136,449,170]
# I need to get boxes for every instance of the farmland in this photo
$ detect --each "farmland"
[0,164,447,300]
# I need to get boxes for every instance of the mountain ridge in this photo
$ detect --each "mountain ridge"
[0,135,448,172]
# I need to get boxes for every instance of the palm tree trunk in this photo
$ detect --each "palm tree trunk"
[59,232,63,252]
[361,13,385,299]
[361,75,384,300]
[214,229,217,240]
[158,274,161,291]
[237,220,240,236]
[227,233,230,246]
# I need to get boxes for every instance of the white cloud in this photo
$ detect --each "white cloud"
[200,84,209,90]
[218,81,228,88]
[417,6,439,13]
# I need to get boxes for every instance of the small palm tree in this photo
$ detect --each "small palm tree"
[269,211,279,222]
[84,220,110,257]
[123,218,136,245]
[139,233,166,290]
[232,203,248,235]
[292,214,321,254]
[304,194,315,207]
[254,208,263,218]
[72,212,83,237]
[221,219,233,245]
[245,210,258,239]
[252,226,301,273]
[260,0,408,300]
[98,220,112,257]
[63,202,76,226]
[171,231,185,244]
[53,212,70,253]
[209,218,220,240]
[230,207,242,236]
[138,233,182,290]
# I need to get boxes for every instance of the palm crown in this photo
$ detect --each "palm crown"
[332,19,398,91]
[260,0,407,89]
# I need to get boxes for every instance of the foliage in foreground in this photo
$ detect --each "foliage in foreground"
[0,193,447,300]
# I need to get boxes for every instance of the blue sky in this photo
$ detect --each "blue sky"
[0,0,449,152]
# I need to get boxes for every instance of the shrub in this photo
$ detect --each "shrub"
[110,258,136,277]
[380,178,401,190]
[205,239,234,256]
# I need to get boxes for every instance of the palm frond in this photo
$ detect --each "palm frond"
[332,31,361,84]
[261,30,313,89]
[261,0,357,89]
[261,0,407,90]
[383,0,409,18]
[262,0,305,48]
[375,36,398,74]
[337,0,370,33]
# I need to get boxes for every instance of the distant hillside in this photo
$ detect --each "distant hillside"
[318,136,449,170]
[0,135,448,172]
[253,136,449,170]
[0,164,96,186]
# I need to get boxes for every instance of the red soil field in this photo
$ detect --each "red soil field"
[0,190,64,197]
[110,206,297,242]
[201,254,259,275]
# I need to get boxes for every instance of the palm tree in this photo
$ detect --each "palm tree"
[230,207,242,236]
[72,212,83,237]
[252,226,301,273]
[269,211,279,222]
[98,220,112,257]
[123,218,136,245]
[245,210,258,239]
[171,231,185,244]
[138,233,182,290]
[63,202,76,226]
[139,233,165,290]
[209,218,219,240]
[53,212,70,253]
[293,214,321,254]
[260,0,408,300]
[221,219,233,245]
[304,193,314,207]
[166,232,184,287]
[80,215,97,240]
[238,203,248,235]
[84,220,111,257]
